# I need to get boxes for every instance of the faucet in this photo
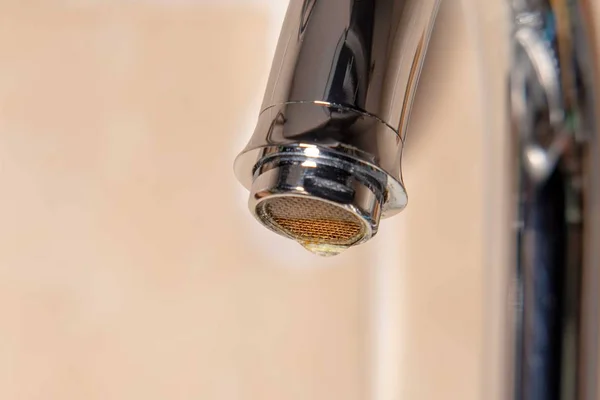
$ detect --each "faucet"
[234,0,600,399]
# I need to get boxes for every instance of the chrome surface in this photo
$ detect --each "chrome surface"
[235,0,440,251]
[234,0,600,397]
[509,0,599,399]
[248,148,385,256]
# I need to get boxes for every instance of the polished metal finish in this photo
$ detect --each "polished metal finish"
[509,0,599,399]
[234,1,600,397]
[248,146,386,255]
[235,0,440,252]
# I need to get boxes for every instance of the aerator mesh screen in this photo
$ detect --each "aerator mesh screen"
[257,197,365,245]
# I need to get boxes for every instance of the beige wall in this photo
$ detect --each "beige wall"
[0,1,536,399]
[0,4,369,399]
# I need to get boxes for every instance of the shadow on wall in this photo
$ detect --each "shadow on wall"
[392,1,486,399]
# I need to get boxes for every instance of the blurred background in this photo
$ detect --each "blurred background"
[0,1,489,399]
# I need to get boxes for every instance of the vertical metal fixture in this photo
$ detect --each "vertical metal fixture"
[510,1,600,399]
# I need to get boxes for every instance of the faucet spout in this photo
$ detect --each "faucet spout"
[234,0,440,254]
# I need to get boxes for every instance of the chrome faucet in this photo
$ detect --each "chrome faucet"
[234,0,600,398]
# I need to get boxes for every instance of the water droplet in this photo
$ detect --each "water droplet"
[299,241,349,257]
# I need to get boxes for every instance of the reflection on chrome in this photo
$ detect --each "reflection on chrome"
[233,1,600,398]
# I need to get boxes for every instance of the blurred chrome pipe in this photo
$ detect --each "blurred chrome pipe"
[234,0,600,398]
[510,1,600,399]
